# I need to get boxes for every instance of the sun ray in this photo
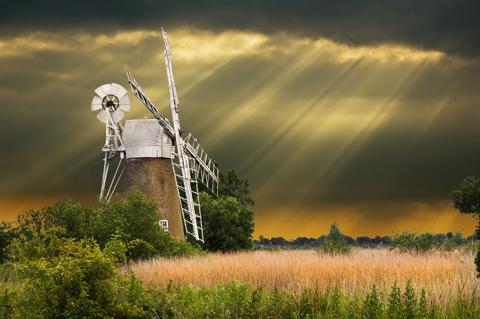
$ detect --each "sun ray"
[292,60,431,204]
[199,47,326,147]
[238,58,364,175]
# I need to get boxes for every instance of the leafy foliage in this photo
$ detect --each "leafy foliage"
[316,221,351,255]
[452,176,480,277]
[218,168,255,207]
[92,189,203,259]
[389,229,435,254]
[362,284,382,318]
[435,238,458,253]
[452,176,480,219]
[16,201,88,240]
[0,221,14,263]
[13,188,203,261]
[7,227,145,318]
[194,167,256,251]
[199,192,255,252]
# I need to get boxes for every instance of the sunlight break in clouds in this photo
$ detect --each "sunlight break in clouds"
[0,29,448,62]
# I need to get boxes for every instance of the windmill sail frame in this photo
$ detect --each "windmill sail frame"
[122,28,219,242]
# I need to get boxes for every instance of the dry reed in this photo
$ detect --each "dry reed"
[121,248,479,307]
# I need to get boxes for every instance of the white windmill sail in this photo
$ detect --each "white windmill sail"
[123,28,219,241]
[90,83,130,201]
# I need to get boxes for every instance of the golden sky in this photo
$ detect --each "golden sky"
[1,1,479,240]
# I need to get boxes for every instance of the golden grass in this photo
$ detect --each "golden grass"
[121,248,479,307]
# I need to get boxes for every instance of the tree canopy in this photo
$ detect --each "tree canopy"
[452,176,480,220]
[194,167,256,252]
[452,176,480,278]
[199,192,255,252]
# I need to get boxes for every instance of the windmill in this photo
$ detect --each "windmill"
[91,28,218,242]
[90,83,130,202]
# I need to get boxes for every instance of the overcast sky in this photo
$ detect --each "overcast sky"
[1,1,479,239]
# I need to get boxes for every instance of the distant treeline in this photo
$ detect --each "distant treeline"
[254,232,477,247]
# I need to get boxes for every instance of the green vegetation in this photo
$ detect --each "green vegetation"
[195,168,256,252]
[199,192,255,252]
[146,279,479,318]
[3,227,146,318]
[452,176,480,277]
[0,221,13,263]
[316,221,351,255]
[389,229,435,254]
[1,172,479,317]
[3,266,478,318]
[9,188,203,261]
[218,168,255,207]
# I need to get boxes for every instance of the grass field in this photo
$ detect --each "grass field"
[122,248,478,308]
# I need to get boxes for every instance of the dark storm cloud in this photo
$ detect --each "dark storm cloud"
[1,1,479,58]
[0,34,167,193]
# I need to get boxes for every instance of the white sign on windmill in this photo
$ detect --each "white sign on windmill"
[90,28,219,242]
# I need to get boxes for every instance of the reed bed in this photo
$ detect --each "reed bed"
[121,248,479,307]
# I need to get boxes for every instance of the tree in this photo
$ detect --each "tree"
[199,167,254,207]
[452,176,480,277]
[198,192,255,252]
[452,176,480,219]
[218,169,255,207]
[195,167,256,251]
[317,221,351,255]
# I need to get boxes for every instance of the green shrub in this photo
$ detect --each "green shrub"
[267,245,281,252]
[92,188,204,259]
[362,284,383,318]
[387,280,402,318]
[317,221,351,255]
[0,221,14,263]
[199,192,255,252]
[13,188,203,261]
[461,240,480,254]
[0,263,20,318]
[8,227,145,318]
[451,231,465,246]
[389,229,435,254]
[16,201,90,240]
[435,238,458,253]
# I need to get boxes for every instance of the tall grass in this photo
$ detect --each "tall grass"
[122,248,478,308]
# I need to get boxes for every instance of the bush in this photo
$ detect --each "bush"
[389,229,435,254]
[199,192,255,252]
[13,188,203,261]
[461,240,480,254]
[0,221,14,264]
[16,201,90,240]
[452,231,465,245]
[317,221,351,255]
[92,188,203,260]
[7,227,146,318]
[436,239,457,253]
